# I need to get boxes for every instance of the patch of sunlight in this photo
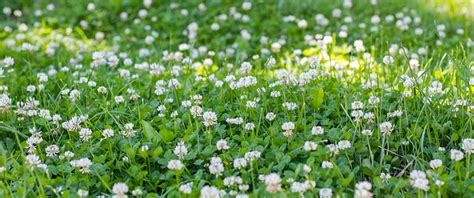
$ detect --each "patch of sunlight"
[1,25,111,57]
[265,42,386,89]
[421,0,474,19]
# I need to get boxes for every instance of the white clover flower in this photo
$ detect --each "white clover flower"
[202,111,217,127]
[190,106,203,117]
[450,149,464,161]
[271,42,282,53]
[315,14,329,26]
[60,89,70,95]
[402,76,416,88]
[223,176,243,186]
[265,112,276,121]
[312,126,324,135]
[26,130,43,153]
[429,159,443,169]
[242,2,252,10]
[182,100,192,107]
[270,91,281,97]
[69,89,81,102]
[244,122,255,130]
[303,165,312,174]
[112,183,129,197]
[26,85,36,92]
[355,181,373,198]
[138,9,148,18]
[319,188,332,198]
[167,160,184,171]
[45,144,59,157]
[209,157,224,177]
[354,40,365,52]
[327,144,339,155]
[337,140,351,150]
[174,141,188,159]
[364,112,375,122]
[215,81,223,87]
[240,30,251,40]
[86,80,96,88]
[244,151,261,161]
[226,117,244,125]
[351,101,364,110]
[409,59,419,70]
[263,173,282,193]
[322,161,333,169]
[303,141,318,151]
[266,57,276,68]
[233,158,247,169]
[102,128,114,139]
[70,158,92,173]
[52,186,63,194]
[77,189,89,198]
[200,185,222,198]
[168,78,181,89]
[0,94,11,110]
[462,138,474,154]
[332,9,342,18]
[141,145,149,152]
[283,102,297,110]
[351,110,364,121]
[157,105,166,112]
[379,121,394,135]
[114,96,125,103]
[121,123,136,137]
[64,151,75,158]
[2,7,12,16]
[25,154,41,167]
[230,76,257,89]
[388,110,403,118]
[236,194,248,198]
[380,172,391,181]
[383,55,394,65]
[368,96,380,105]
[291,181,311,193]
[79,128,92,141]
[143,0,152,7]
[180,182,193,194]
[216,139,230,150]
[37,164,48,172]
[297,19,308,29]
[282,122,295,136]
[428,81,443,95]
[435,180,444,187]
[3,57,14,67]
[239,184,249,192]
[409,170,429,191]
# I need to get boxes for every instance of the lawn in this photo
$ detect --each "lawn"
[0,0,473,197]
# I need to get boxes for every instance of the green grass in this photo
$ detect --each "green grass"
[0,0,473,197]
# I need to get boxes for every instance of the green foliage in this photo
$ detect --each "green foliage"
[0,0,472,197]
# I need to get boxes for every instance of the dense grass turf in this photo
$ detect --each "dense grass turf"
[0,0,473,197]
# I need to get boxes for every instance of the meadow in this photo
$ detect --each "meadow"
[0,0,473,197]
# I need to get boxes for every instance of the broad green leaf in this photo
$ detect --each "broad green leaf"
[141,120,161,143]
[451,133,459,142]
[152,146,164,158]
[311,87,324,110]
[342,172,354,186]
[146,193,159,198]
[159,127,176,143]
